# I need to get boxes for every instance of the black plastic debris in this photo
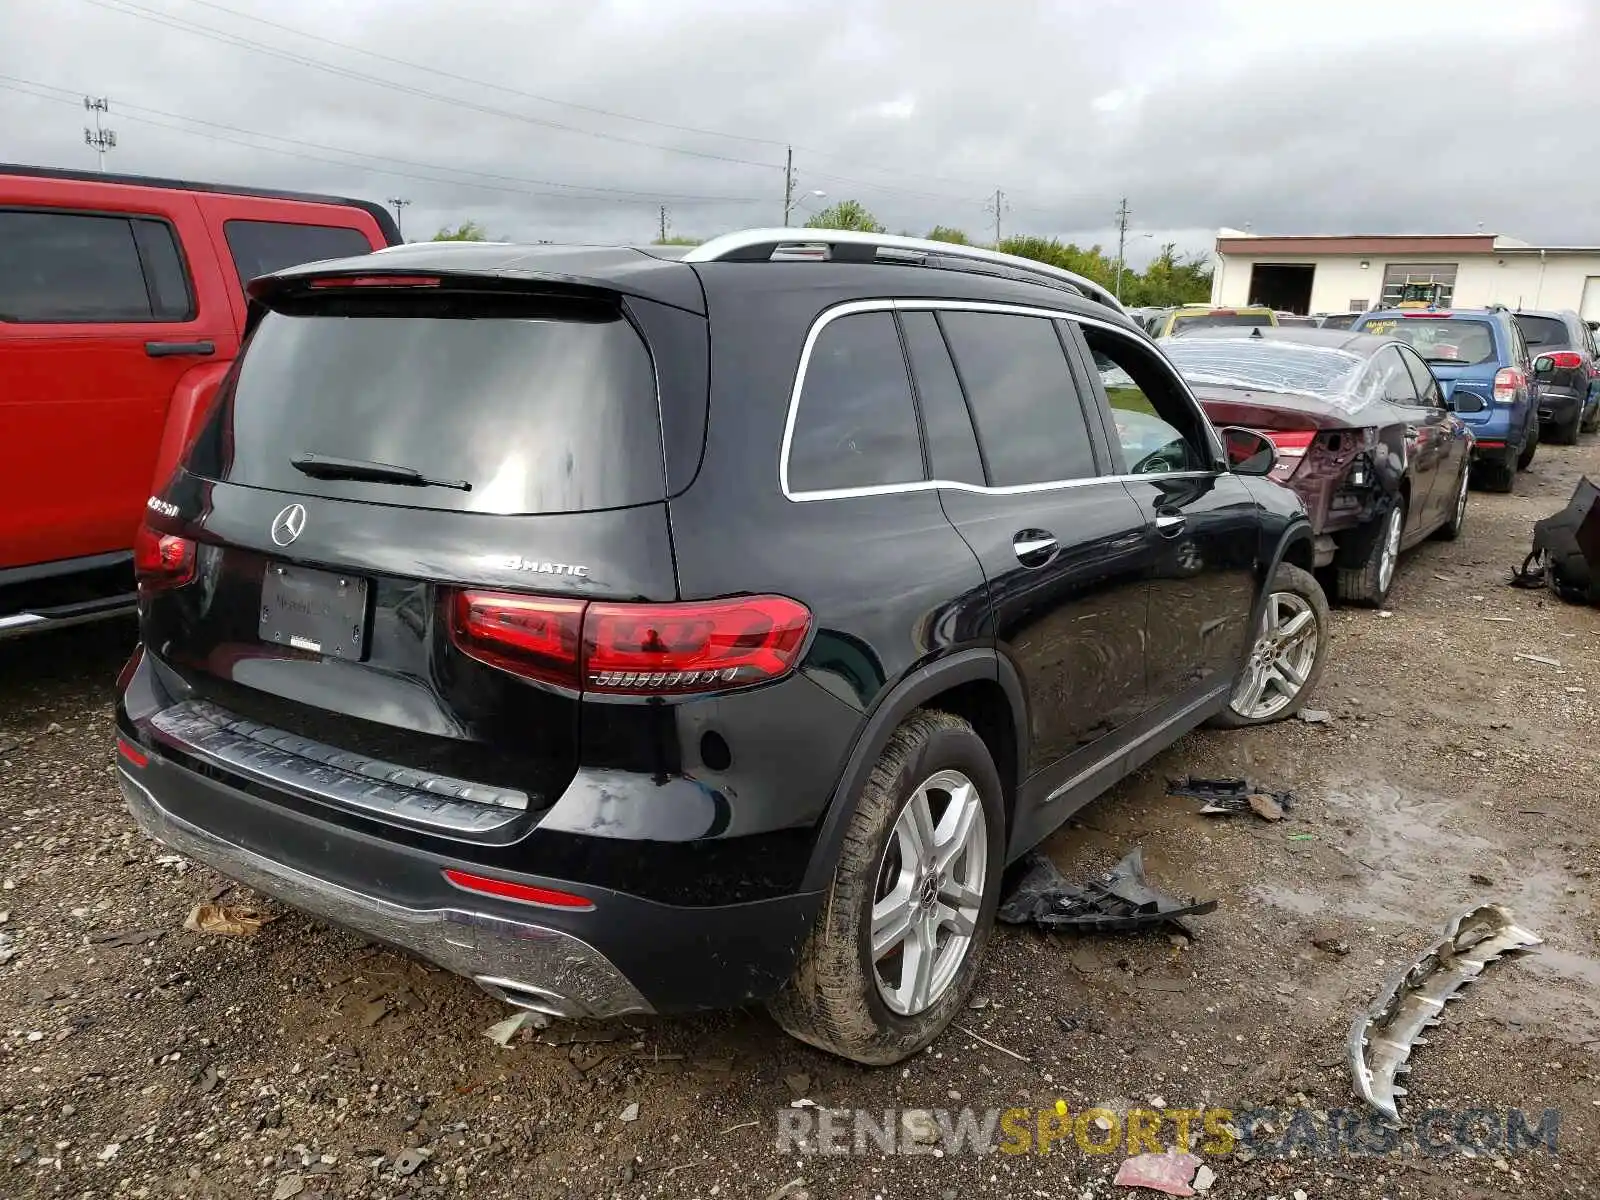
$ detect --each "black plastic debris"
[1167,775,1294,818]
[996,848,1217,934]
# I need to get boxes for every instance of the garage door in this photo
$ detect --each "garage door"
[1582,276,1600,322]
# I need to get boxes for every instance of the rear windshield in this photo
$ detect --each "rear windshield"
[1355,316,1497,366]
[187,300,665,514]
[1514,314,1570,350]
[1163,338,1364,399]
[1168,312,1272,334]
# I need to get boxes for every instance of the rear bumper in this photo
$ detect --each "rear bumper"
[116,750,823,1014]
[1537,387,1584,424]
[118,766,651,1019]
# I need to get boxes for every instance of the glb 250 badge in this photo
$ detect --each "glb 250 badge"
[483,556,590,578]
[146,496,180,518]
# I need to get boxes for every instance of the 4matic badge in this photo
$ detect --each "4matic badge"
[482,555,590,578]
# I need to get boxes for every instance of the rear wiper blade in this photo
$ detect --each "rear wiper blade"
[290,453,471,492]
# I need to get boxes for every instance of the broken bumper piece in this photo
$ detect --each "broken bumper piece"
[1348,903,1542,1122]
[997,848,1217,934]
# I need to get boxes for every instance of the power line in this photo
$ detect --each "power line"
[0,76,771,207]
[173,0,1024,197]
[73,0,1014,209]
[176,0,791,151]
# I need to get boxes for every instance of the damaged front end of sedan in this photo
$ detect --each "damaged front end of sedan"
[1349,903,1543,1122]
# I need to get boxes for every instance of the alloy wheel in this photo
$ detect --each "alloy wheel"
[870,769,987,1016]
[1377,505,1403,595]
[1230,591,1320,721]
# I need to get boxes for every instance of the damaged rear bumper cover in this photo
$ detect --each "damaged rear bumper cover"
[117,766,654,1020]
[1349,904,1542,1122]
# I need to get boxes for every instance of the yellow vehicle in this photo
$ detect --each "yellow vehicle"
[1154,304,1277,338]
[1395,280,1447,309]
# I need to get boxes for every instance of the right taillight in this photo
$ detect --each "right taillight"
[1546,351,1584,370]
[448,591,811,696]
[1493,367,1524,404]
[133,523,196,591]
[1261,429,1316,482]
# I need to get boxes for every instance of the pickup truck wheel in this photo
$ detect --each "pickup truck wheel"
[767,710,1004,1065]
[1433,463,1470,541]
[1336,501,1404,607]
[1209,563,1330,729]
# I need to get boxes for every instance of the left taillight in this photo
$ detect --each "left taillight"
[448,591,812,696]
[133,522,196,591]
[1261,429,1316,482]
[1545,351,1583,370]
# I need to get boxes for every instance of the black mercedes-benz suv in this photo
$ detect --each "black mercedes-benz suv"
[116,229,1326,1064]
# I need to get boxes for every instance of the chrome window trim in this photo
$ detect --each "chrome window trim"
[780,298,1225,503]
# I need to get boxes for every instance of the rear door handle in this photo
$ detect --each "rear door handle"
[1155,511,1186,537]
[145,340,215,358]
[1012,530,1058,567]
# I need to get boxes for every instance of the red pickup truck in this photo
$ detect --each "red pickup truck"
[1,164,401,638]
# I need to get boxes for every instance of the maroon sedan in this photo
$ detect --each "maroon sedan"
[1162,328,1474,608]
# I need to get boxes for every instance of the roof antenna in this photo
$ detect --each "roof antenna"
[1250,326,1263,338]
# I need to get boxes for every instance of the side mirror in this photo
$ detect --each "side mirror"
[1534,355,1555,376]
[1219,426,1278,477]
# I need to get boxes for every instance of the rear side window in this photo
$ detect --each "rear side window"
[189,297,665,515]
[1399,347,1443,406]
[939,312,1096,486]
[900,312,984,487]
[0,211,193,323]
[787,311,924,494]
[1515,314,1570,349]
[224,220,374,284]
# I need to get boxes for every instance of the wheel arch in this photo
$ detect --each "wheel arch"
[799,649,1026,893]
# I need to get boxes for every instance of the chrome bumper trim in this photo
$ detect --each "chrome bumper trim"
[118,768,651,1020]
[149,699,527,837]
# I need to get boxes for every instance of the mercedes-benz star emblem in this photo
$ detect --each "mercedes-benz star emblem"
[270,503,307,547]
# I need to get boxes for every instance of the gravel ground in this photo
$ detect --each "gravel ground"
[3,442,1598,1200]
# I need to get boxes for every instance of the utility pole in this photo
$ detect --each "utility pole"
[984,188,1008,247]
[783,145,794,227]
[387,197,411,240]
[1114,197,1131,301]
[83,97,115,171]
[658,204,669,243]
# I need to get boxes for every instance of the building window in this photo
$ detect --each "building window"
[1380,263,1457,307]
[1349,298,1370,313]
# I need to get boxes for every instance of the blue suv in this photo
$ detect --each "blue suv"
[1351,307,1538,492]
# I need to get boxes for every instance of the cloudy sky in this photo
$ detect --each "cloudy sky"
[3,0,1596,259]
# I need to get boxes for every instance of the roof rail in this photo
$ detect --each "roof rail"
[682,228,1125,314]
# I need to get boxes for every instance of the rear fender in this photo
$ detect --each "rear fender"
[798,649,1026,893]
[151,361,232,495]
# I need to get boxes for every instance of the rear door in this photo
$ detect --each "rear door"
[1070,320,1260,710]
[919,306,1150,777]
[0,191,237,569]
[1398,344,1465,527]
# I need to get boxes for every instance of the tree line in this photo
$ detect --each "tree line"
[431,200,1211,308]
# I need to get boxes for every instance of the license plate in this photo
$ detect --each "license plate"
[259,564,369,661]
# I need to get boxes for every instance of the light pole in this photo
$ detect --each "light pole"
[387,197,411,240]
[785,188,826,226]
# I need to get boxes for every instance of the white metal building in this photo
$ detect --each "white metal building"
[1210,230,1600,319]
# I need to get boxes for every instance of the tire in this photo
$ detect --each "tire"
[1434,462,1470,541]
[767,709,1004,1065]
[1582,398,1600,435]
[1336,499,1405,607]
[1517,419,1539,469]
[1478,449,1517,494]
[1552,408,1583,445]
[1209,562,1330,729]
